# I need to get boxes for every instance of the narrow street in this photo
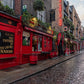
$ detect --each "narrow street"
[12,50,84,84]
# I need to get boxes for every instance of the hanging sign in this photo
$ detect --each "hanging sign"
[59,0,62,26]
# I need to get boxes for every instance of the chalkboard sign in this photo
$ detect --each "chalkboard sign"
[0,30,14,54]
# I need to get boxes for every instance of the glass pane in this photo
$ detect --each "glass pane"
[23,31,30,46]
[32,35,38,51]
[0,30,14,54]
[38,37,42,51]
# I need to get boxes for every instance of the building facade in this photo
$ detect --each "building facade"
[62,0,81,40]
[0,0,82,40]
[0,0,14,9]
[0,0,22,16]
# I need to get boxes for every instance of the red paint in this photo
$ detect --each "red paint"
[0,12,21,69]
[57,32,62,46]
[62,34,64,46]
[59,0,62,3]
[30,55,38,64]
[59,0,62,26]
[50,52,57,58]
[59,19,62,26]
[0,11,55,69]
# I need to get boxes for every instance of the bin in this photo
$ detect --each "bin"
[30,54,38,64]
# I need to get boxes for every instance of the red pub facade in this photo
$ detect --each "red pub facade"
[0,11,80,70]
[0,11,55,69]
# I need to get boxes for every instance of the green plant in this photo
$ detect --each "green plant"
[81,37,84,40]
[0,2,15,15]
[38,19,51,29]
[22,11,33,25]
[64,31,75,40]
[53,29,58,35]
[63,17,74,31]
[4,5,15,15]
[33,0,44,11]
[44,23,50,29]
[0,1,5,11]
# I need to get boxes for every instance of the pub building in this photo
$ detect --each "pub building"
[0,11,58,69]
[0,11,80,69]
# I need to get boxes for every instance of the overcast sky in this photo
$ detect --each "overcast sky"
[67,0,84,26]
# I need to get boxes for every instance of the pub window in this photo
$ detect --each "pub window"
[32,35,38,51]
[48,37,50,44]
[23,31,30,46]
[44,37,47,47]
[0,30,14,54]
[38,36,42,51]
[52,39,58,51]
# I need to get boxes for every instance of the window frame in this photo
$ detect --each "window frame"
[22,31,31,46]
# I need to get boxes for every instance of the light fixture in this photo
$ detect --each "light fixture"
[65,38,68,42]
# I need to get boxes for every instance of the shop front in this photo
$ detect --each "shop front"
[22,26,53,64]
[0,11,22,69]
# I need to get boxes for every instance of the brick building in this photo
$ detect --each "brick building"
[0,0,22,16]
[21,0,64,32]
[62,0,81,40]
[71,6,81,40]
[0,0,82,40]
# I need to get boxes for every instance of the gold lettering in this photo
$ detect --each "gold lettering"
[0,50,4,53]
[10,43,13,46]
[0,47,4,49]
[9,37,13,39]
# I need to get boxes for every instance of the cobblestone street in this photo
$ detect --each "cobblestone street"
[12,51,84,84]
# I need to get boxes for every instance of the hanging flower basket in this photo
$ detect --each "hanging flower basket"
[33,0,44,11]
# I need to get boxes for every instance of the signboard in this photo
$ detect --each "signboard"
[0,30,14,54]
[23,5,27,12]
[59,0,62,26]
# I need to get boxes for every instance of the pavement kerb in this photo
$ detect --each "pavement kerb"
[10,52,82,84]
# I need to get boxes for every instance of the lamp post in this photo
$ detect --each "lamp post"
[79,31,80,53]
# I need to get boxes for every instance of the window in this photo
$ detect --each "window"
[37,11,46,22]
[1,0,13,9]
[32,35,38,51]
[52,40,58,51]
[23,31,30,46]
[32,34,42,51]
[0,30,14,54]
[44,37,47,47]
[38,36,42,51]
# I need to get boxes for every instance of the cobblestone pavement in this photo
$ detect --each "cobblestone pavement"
[12,51,84,84]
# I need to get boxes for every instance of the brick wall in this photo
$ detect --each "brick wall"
[14,0,22,16]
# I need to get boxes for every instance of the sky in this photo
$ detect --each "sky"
[67,0,84,26]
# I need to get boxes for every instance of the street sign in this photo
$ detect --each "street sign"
[23,5,27,12]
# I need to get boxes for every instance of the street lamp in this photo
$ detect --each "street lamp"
[70,40,72,43]
[65,38,68,42]
[79,31,80,53]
